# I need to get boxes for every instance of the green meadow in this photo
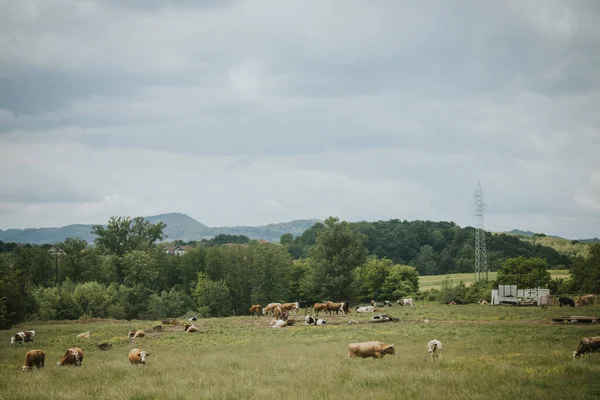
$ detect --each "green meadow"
[418,270,571,292]
[1,304,599,400]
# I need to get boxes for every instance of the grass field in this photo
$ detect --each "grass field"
[1,303,600,400]
[419,270,571,292]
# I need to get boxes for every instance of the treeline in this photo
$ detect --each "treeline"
[0,217,419,328]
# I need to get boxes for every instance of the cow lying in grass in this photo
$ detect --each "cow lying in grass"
[11,330,36,345]
[185,324,198,333]
[76,331,92,338]
[573,337,600,360]
[57,348,83,367]
[128,330,145,339]
[304,316,326,326]
[21,350,45,371]
[97,343,112,351]
[428,339,442,361]
[129,348,150,365]
[355,306,375,313]
[347,341,395,359]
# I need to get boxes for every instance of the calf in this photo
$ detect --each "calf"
[428,339,442,361]
[573,337,600,360]
[76,331,92,338]
[11,330,36,345]
[57,348,83,367]
[21,350,45,371]
[128,330,145,339]
[97,343,112,351]
[129,348,150,365]
[347,341,395,359]
[559,297,575,307]
[249,305,262,316]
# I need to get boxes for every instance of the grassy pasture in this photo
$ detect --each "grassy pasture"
[1,304,599,400]
[419,270,571,292]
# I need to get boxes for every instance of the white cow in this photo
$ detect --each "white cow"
[428,339,442,361]
[398,298,414,306]
[355,306,375,313]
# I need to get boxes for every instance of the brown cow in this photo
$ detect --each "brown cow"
[57,348,83,366]
[262,303,282,316]
[97,343,112,351]
[326,301,346,316]
[576,295,595,307]
[573,337,600,360]
[128,330,145,339]
[152,325,163,332]
[281,302,300,316]
[128,348,150,365]
[161,319,179,325]
[347,341,395,359]
[21,350,45,371]
[273,305,283,319]
[249,305,262,316]
[185,324,198,333]
[313,303,329,316]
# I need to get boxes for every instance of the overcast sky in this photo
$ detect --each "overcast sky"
[1,1,599,239]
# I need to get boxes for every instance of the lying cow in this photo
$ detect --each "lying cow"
[128,330,145,339]
[186,324,198,333]
[249,305,262,316]
[573,337,600,360]
[313,303,329,316]
[383,300,392,307]
[347,341,395,359]
[428,339,442,361]
[57,348,83,367]
[76,331,92,338]
[478,299,488,305]
[559,297,575,307]
[188,315,198,322]
[22,349,45,371]
[97,343,112,351]
[152,325,163,332]
[129,348,150,365]
[161,319,178,325]
[304,316,326,326]
[355,306,375,313]
[11,330,36,345]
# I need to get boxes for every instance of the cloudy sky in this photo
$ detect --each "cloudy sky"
[1,1,599,238]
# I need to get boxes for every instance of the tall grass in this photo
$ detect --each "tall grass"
[1,304,599,400]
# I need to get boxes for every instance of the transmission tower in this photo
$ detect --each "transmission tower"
[474,181,488,281]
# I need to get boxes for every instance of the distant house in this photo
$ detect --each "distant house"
[165,246,191,256]
[48,246,66,256]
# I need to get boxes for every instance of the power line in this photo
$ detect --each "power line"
[474,181,488,281]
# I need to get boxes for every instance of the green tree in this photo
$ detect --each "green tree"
[569,243,600,293]
[496,256,551,288]
[59,237,88,283]
[381,264,419,299]
[73,282,109,318]
[310,217,367,300]
[280,233,294,245]
[122,250,159,288]
[193,273,232,317]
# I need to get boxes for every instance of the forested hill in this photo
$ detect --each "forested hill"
[0,213,319,244]
[328,220,571,276]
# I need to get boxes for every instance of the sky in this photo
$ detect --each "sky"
[0,1,599,239]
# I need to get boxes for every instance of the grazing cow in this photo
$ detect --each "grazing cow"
[478,299,488,305]
[129,348,150,365]
[249,305,262,316]
[326,301,346,316]
[128,330,145,339]
[76,331,92,338]
[576,295,595,307]
[281,302,300,316]
[97,343,112,351]
[152,325,163,332]
[428,339,442,361]
[347,341,395,359]
[21,350,45,371]
[262,303,282,316]
[559,297,575,307]
[11,330,36,345]
[355,306,375,313]
[383,300,392,307]
[57,348,83,367]
[399,298,414,306]
[313,303,329,316]
[573,337,600,360]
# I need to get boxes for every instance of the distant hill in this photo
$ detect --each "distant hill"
[506,229,599,243]
[0,213,320,244]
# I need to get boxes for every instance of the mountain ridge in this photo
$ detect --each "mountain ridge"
[0,213,321,244]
